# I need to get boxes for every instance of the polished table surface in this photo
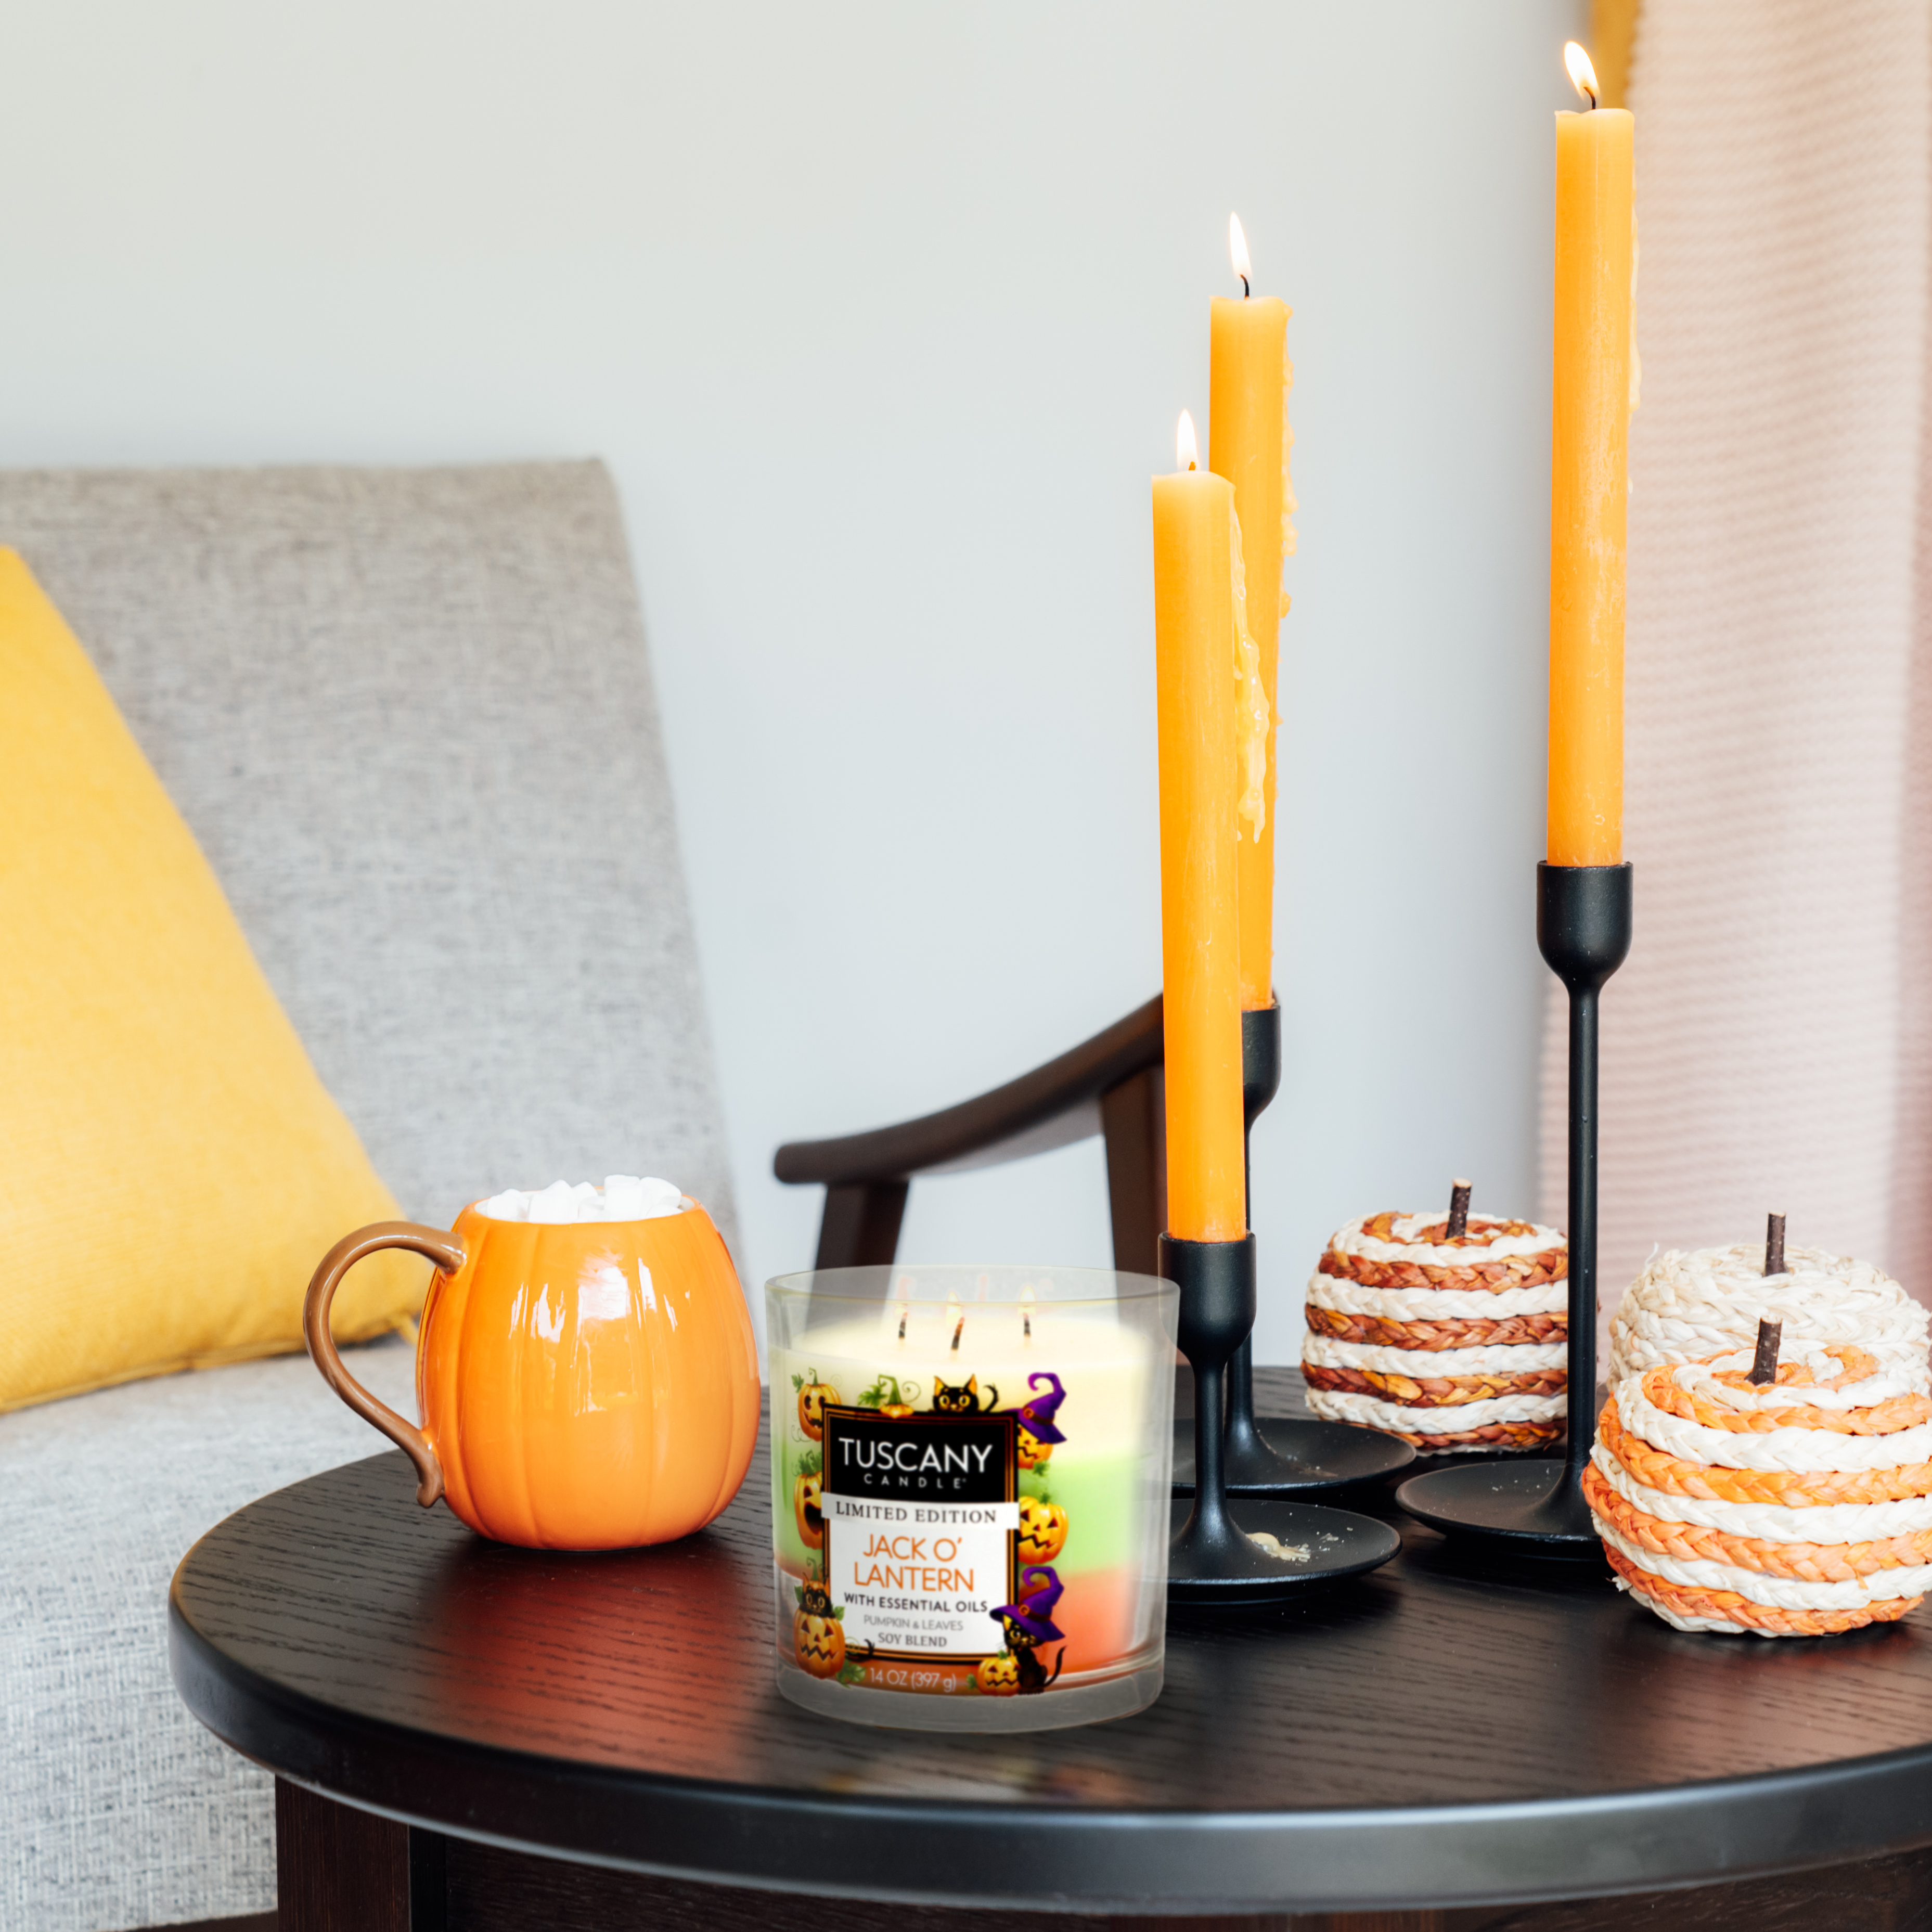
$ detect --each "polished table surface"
[169,1371,1932,1916]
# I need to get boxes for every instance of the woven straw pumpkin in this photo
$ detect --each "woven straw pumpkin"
[1303,1207,1568,1453]
[1587,1342,1932,1637]
[1608,1244,1928,1392]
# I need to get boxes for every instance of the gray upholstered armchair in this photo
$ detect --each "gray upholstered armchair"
[0,463,733,1932]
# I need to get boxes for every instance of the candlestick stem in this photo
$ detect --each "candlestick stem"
[1165,1232,1399,1601]
[1221,1002,1282,1477]
[1171,999,1416,1500]
[1397,862,1631,1554]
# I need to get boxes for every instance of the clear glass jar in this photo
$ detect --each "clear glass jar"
[768,1264,1177,1732]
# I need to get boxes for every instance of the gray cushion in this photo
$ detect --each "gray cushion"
[0,461,733,1237]
[0,463,734,1931]
[1,1343,417,1932]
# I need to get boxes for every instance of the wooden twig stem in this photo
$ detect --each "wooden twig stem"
[1446,1179,1472,1241]
[1748,1317,1783,1386]
[1765,1212,1787,1278]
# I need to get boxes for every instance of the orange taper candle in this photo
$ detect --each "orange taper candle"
[1210,213,1294,1008]
[1548,42,1634,866]
[1154,411,1246,1241]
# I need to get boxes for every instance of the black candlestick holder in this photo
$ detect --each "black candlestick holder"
[1396,861,1632,1555]
[1165,1232,1400,1602]
[1171,1002,1418,1499]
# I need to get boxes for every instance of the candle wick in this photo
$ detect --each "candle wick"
[951,1314,964,1353]
[897,1308,908,1342]
[1239,274,1250,299]
[1583,84,1597,109]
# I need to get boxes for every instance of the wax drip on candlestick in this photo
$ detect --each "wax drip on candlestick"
[1748,1317,1783,1387]
[1445,1178,1472,1242]
[1764,1212,1787,1278]
[1229,213,1251,299]
[1564,41,1600,111]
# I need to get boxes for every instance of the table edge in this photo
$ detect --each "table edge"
[168,1565,1932,1913]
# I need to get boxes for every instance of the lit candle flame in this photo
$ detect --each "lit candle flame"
[1177,410,1200,472]
[1229,213,1251,294]
[1564,41,1599,108]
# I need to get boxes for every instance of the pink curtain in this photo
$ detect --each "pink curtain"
[1540,1,1932,1312]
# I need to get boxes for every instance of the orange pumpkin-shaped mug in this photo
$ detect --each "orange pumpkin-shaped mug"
[304,1182,758,1549]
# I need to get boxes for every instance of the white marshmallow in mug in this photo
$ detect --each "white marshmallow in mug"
[477,1175,686,1224]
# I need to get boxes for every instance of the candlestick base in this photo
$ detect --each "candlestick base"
[1164,1232,1398,1603]
[1394,862,1631,1557]
[1167,1495,1401,1601]
[1396,1457,1603,1557]
[1170,1414,1414,1497]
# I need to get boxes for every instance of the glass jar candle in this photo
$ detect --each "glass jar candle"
[768,1265,1177,1732]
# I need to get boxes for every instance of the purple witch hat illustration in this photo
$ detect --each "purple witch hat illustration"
[994,1565,1066,1645]
[1015,1371,1067,1446]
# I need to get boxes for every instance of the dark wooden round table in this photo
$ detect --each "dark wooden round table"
[168,1376,1932,1921]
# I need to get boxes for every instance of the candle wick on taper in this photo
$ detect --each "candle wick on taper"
[1229,212,1252,299]
[1564,41,1600,111]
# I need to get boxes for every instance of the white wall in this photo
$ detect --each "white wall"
[1,1,1583,1360]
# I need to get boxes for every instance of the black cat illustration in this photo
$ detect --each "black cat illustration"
[931,1373,998,1413]
[994,1566,1067,1695]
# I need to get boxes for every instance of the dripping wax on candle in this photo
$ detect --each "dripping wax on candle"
[1209,221,1291,1008]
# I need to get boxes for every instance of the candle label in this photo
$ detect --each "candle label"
[819,1405,1017,1664]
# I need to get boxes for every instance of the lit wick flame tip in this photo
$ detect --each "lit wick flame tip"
[1564,41,1599,109]
[1229,212,1251,297]
[1176,409,1200,472]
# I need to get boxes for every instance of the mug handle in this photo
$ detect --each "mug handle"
[304,1220,467,1507]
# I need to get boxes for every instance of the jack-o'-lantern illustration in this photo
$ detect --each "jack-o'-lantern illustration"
[794,1577,846,1680]
[1016,1425,1053,1470]
[975,1651,1022,1696]
[1016,1495,1068,1565]
[793,1469,824,1549]
[792,1368,836,1442]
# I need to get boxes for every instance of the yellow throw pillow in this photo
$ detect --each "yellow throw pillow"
[0,549,424,1412]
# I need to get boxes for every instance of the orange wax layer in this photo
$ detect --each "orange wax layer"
[1210,293,1290,1010]
[1153,467,1246,1241]
[1548,106,1633,867]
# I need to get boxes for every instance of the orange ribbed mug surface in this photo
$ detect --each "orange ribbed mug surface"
[304,1190,758,1550]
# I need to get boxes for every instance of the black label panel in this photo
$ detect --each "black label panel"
[821,1406,1016,1504]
